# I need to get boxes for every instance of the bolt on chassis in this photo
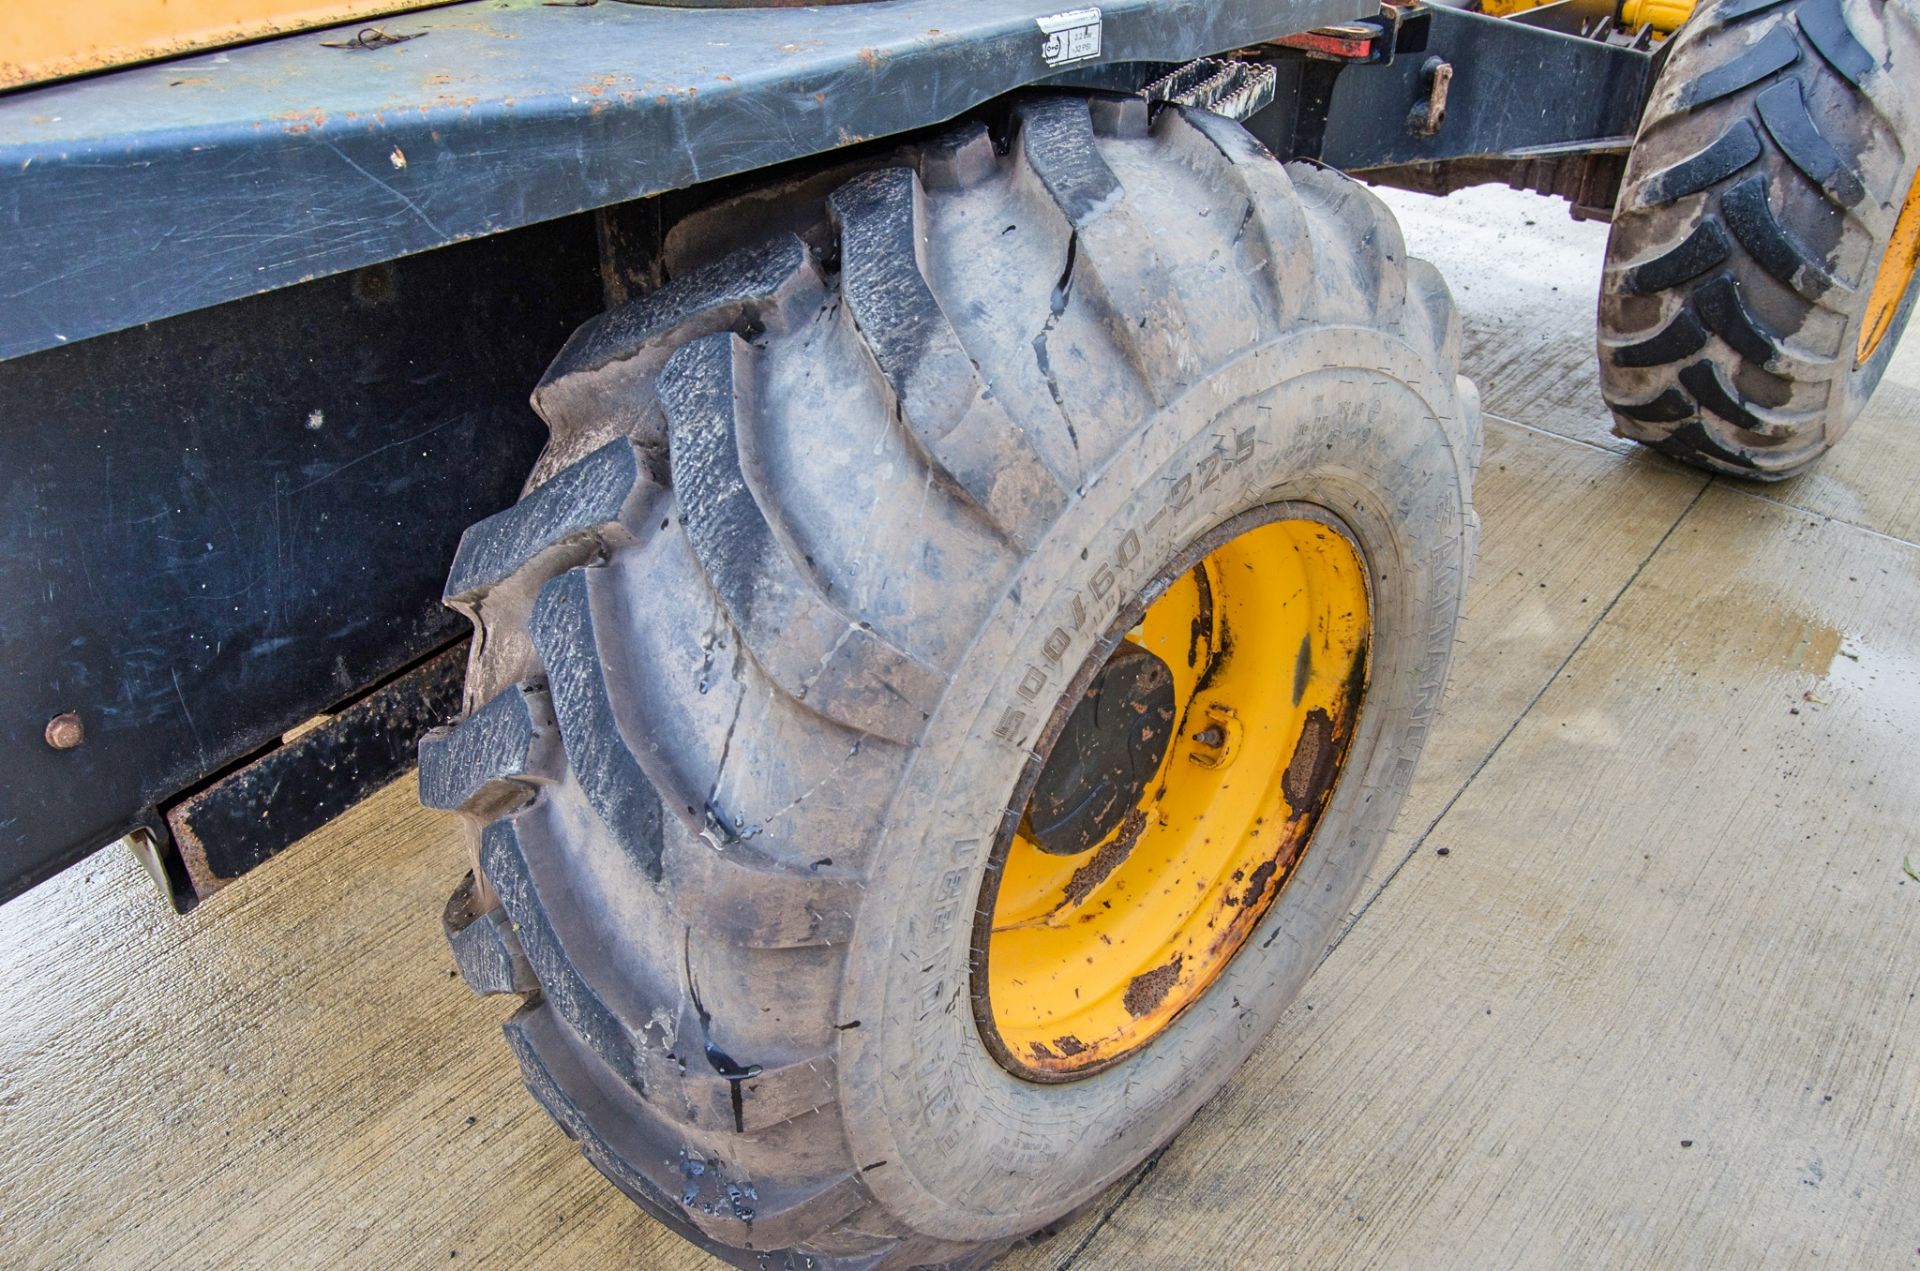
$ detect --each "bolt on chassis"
[1,0,1914,1265]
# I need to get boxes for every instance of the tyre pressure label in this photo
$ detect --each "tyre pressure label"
[1037,7,1102,66]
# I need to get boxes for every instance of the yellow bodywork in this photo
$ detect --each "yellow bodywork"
[1859,166,1920,365]
[979,515,1371,1079]
[1480,0,1696,33]
[1616,0,1696,32]
[0,2,453,91]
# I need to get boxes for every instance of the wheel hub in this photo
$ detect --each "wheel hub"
[1024,643,1178,857]
[973,507,1373,1081]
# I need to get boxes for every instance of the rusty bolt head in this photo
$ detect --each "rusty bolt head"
[45,712,84,750]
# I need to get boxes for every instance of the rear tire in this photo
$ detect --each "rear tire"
[421,96,1480,1269]
[1599,0,1920,479]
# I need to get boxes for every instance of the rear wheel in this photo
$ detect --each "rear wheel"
[421,95,1480,1269]
[1599,0,1920,479]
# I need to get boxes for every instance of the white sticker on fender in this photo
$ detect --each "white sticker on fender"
[1037,7,1103,67]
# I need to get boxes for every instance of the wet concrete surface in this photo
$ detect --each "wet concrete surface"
[4,185,1917,1268]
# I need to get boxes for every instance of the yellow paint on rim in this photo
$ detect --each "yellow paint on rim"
[0,2,454,91]
[1858,166,1920,366]
[976,511,1371,1080]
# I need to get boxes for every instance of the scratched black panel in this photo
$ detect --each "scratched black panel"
[1259,6,1652,168]
[0,214,600,903]
[0,0,1365,361]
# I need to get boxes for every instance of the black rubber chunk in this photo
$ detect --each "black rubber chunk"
[829,167,1065,549]
[532,236,817,435]
[1611,307,1711,367]
[1756,78,1867,207]
[528,568,668,880]
[483,817,649,1089]
[1013,96,1123,227]
[444,871,538,996]
[661,333,944,745]
[1679,358,1773,431]
[1674,25,1799,110]
[1721,173,1840,299]
[1639,119,1763,206]
[445,437,652,605]
[1797,0,1876,88]
[1625,220,1733,294]
[506,1003,869,1250]
[1608,387,1698,423]
[418,683,559,812]
[1694,272,1782,365]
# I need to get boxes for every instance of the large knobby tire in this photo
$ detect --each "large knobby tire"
[419,96,1480,1269]
[1599,0,1920,478]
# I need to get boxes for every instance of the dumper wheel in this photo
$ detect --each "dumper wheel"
[1599,0,1920,479]
[419,95,1480,1270]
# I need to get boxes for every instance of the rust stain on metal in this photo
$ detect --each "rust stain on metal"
[1123,955,1184,1018]
[1281,707,1337,815]
[1053,1035,1088,1056]
[1061,809,1148,907]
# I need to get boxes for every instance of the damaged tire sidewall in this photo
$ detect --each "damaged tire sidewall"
[839,328,1472,1241]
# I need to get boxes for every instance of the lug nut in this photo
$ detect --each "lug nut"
[45,712,84,750]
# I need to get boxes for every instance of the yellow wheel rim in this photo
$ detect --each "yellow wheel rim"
[1859,165,1920,367]
[973,507,1372,1080]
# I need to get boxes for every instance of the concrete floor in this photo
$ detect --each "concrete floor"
[5,185,1918,1270]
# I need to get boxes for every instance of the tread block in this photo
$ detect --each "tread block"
[1014,96,1197,402]
[443,871,538,996]
[1796,0,1876,88]
[418,683,560,812]
[1608,387,1698,423]
[1653,418,1769,474]
[487,817,838,1137]
[1638,119,1763,206]
[1721,172,1843,299]
[1610,307,1711,367]
[532,236,819,441]
[1287,162,1411,322]
[661,819,859,948]
[1165,107,1317,322]
[1679,357,1798,434]
[1756,78,1867,207]
[829,167,1067,549]
[913,122,998,191]
[445,437,654,605]
[1013,96,1124,225]
[528,568,669,880]
[483,816,650,1090]
[506,1003,869,1250]
[1623,219,1733,293]
[1694,272,1783,366]
[1674,24,1799,111]
[661,333,945,745]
